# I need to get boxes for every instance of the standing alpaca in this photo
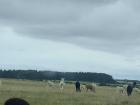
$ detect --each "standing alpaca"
[59,78,65,91]
[127,82,136,96]
[75,81,81,92]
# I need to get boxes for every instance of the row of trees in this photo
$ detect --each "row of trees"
[0,70,116,83]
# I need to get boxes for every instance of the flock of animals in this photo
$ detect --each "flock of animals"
[46,78,97,92]
[1,79,140,105]
[116,82,140,96]
[0,78,140,96]
[47,78,140,96]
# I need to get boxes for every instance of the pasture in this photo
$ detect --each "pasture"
[0,79,140,105]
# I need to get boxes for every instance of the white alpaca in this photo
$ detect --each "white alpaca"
[59,78,65,91]
[91,83,96,92]
[47,80,55,87]
[116,85,127,94]
[92,83,97,87]
[81,85,86,92]
[116,86,124,94]
[134,88,140,93]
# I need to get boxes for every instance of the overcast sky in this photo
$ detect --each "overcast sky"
[1,0,140,80]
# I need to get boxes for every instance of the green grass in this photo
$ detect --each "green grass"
[0,79,140,105]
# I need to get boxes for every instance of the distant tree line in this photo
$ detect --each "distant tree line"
[0,70,116,84]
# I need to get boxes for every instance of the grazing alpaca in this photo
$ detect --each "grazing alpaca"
[85,83,96,92]
[47,80,55,87]
[81,85,86,92]
[116,85,127,94]
[134,88,140,93]
[116,86,124,94]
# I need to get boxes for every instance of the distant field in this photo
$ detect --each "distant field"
[0,79,140,105]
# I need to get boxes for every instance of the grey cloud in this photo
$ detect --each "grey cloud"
[0,0,116,24]
[1,0,140,55]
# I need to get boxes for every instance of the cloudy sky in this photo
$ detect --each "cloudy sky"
[0,0,140,80]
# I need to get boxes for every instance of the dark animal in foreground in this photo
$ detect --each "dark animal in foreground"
[127,82,136,96]
[75,81,81,92]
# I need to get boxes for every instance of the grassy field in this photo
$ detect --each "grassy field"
[0,79,140,105]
